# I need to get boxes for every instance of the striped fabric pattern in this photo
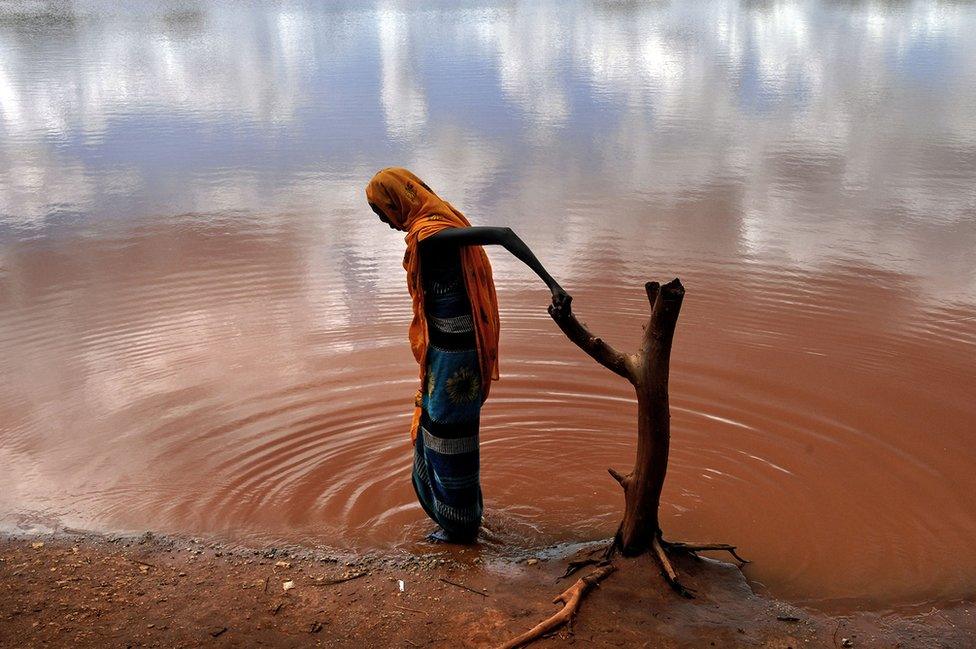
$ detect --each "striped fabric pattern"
[427,312,474,334]
[411,348,483,540]
[410,246,484,541]
[422,426,479,455]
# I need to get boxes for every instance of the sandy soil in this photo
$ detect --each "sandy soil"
[2,530,974,648]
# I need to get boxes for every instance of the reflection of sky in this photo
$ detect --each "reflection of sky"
[1,0,975,300]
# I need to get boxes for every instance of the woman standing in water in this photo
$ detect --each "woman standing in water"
[365,167,571,543]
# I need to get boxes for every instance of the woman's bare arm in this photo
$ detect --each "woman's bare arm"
[420,226,572,315]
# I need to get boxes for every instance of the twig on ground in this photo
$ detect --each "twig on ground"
[60,527,90,536]
[832,619,847,647]
[394,604,428,615]
[561,541,617,578]
[439,577,487,597]
[560,559,600,579]
[128,558,157,570]
[560,557,613,580]
[312,571,367,586]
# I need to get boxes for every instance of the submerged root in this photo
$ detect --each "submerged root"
[495,564,616,649]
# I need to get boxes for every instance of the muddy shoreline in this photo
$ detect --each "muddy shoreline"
[2,529,974,648]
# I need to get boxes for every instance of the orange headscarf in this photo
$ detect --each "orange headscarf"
[365,167,500,443]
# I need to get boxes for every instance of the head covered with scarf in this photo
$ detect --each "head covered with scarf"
[365,167,500,443]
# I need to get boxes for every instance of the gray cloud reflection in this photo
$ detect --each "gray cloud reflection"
[0,0,974,300]
[377,2,429,141]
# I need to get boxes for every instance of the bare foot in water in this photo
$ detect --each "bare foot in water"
[426,528,452,543]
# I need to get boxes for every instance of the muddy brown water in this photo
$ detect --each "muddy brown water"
[1,0,975,613]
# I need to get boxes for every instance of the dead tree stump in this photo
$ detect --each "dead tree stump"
[549,278,746,593]
[495,279,746,649]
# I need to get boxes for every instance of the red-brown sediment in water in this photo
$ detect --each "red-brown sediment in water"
[1,217,975,613]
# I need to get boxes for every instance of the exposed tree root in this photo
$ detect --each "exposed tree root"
[652,535,694,598]
[662,540,750,565]
[560,558,602,579]
[560,542,617,579]
[649,534,749,598]
[495,564,616,649]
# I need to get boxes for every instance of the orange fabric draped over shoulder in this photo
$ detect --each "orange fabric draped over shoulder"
[365,167,500,444]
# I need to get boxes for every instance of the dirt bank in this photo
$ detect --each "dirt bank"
[1,530,973,648]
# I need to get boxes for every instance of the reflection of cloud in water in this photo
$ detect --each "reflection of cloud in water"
[0,0,974,300]
[402,126,502,213]
[377,2,428,141]
[472,4,570,133]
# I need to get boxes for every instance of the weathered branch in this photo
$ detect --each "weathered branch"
[607,467,629,489]
[644,281,660,308]
[548,305,634,382]
[438,577,489,597]
[311,571,367,586]
[662,541,750,564]
[640,278,685,356]
[495,564,616,649]
[561,558,598,579]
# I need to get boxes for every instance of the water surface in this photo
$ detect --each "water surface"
[1,0,976,612]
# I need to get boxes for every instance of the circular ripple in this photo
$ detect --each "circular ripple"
[1,224,975,613]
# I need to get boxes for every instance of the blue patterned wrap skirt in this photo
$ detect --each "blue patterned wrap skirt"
[411,248,484,541]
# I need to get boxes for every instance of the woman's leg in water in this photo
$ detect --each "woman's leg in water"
[411,346,483,541]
